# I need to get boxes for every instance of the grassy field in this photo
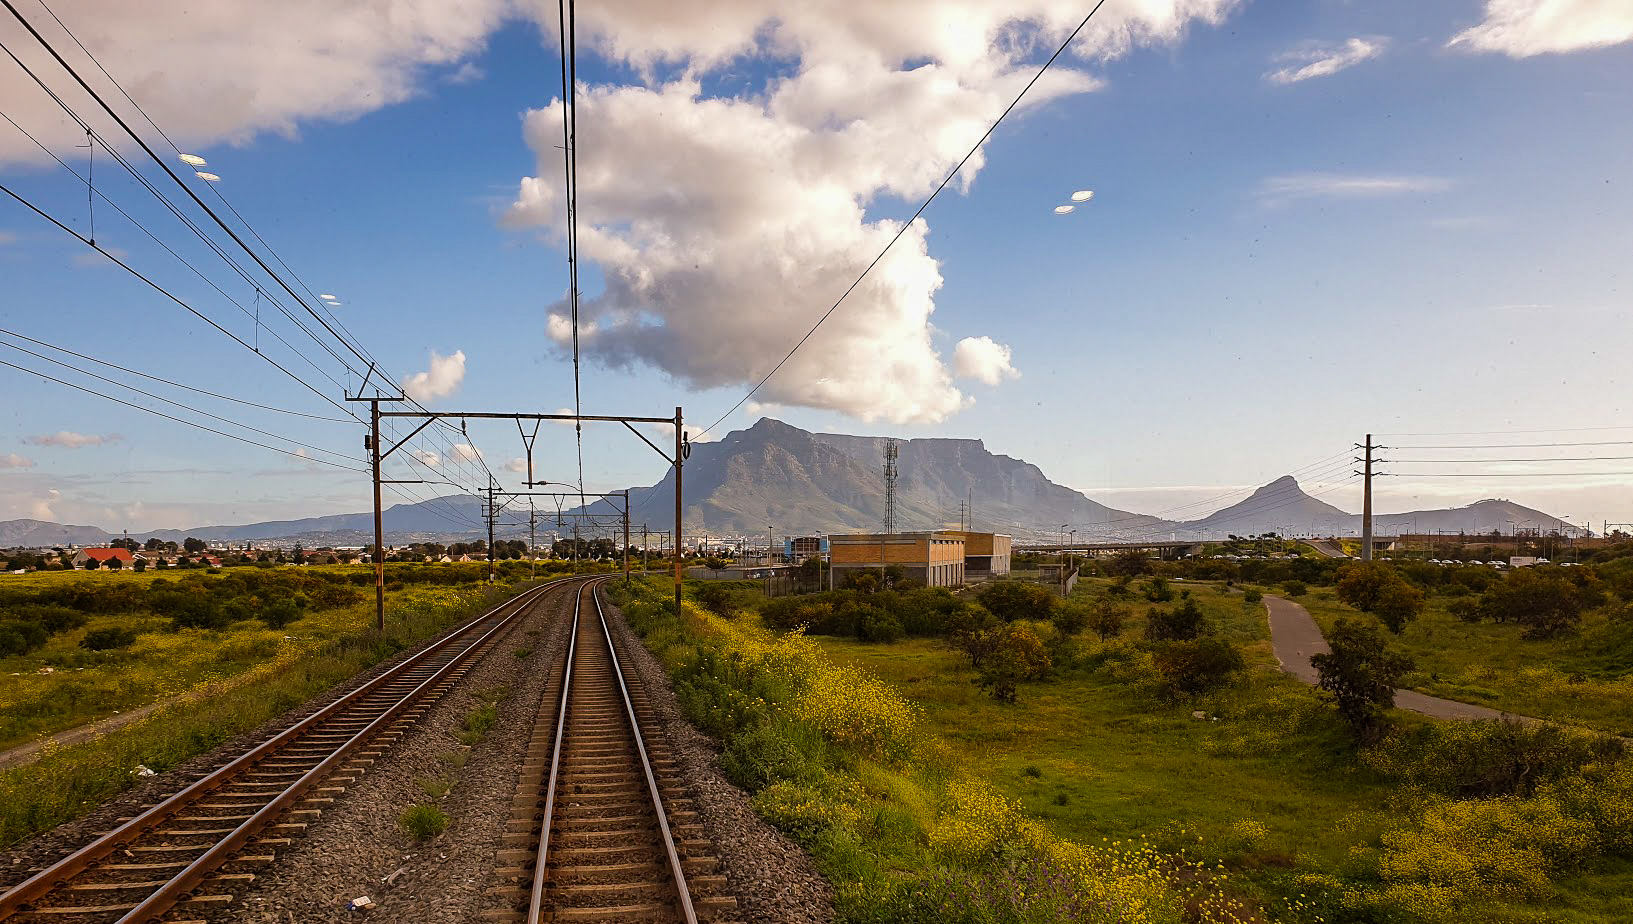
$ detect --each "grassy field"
[804,576,1632,923]
[0,563,596,848]
[1295,585,1633,737]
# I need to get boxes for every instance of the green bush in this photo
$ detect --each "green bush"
[0,621,49,658]
[721,721,813,792]
[79,626,139,651]
[1281,580,1308,597]
[1143,597,1207,642]
[1151,637,1245,696]
[399,803,449,839]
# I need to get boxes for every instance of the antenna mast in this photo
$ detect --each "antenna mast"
[883,439,899,536]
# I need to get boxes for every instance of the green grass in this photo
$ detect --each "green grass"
[1296,587,1633,736]
[810,579,1632,923]
[398,803,449,839]
[0,576,546,848]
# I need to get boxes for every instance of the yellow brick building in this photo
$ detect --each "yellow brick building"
[944,531,1012,577]
[829,531,966,587]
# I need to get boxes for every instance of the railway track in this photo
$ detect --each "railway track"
[0,578,581,924]
[489,580,736,923]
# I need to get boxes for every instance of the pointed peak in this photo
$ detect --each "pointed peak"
[1265,474,1301,490]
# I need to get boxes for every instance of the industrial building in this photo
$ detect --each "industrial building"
[830,531,966,587]
[945,531,1012,578]
[783,536,830,560]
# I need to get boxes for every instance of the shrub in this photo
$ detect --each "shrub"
[975,625,1051,703]
[857,608,904,643]
[80,626,139,651]
[1282,580,1308,597]
[1312,618,1415,743]
[1084,599,1128,641]
[721,721,811,792]
[1151,637,1245,696]
[1367,718,1624,798]
[1335,561,1422,633]
[1242,587,1264,604]
[1142,576,1174,603]
[1459,568,1604,639]
[0,620,50,658]
[398,803,449,839]
[974,582,1056,623]
[1144,597,1207,642]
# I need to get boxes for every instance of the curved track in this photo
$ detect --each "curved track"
[490,580,735,923]
[0,578,583,924]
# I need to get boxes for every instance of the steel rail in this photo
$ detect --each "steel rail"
[525,579,590,919]
[592,584,699,924]
[0,577,578,922]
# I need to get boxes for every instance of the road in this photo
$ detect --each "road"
[0,695,179,770]
[1304,539,1349,559]
[1264,594,1525,722]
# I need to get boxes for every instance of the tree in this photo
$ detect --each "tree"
[1152,637,1244,696]
[1144,595,1207,641]
[292,545,307,565]
[1105,549,1152,578]
[1335,561,1422,634]
[1458,568,1603,639]
[144,537,164,551]
[975,625,1052,703]
[945,603,1002,667]
[133,558,147,572]
[1372,580,1425,634]
[106,556,123,570]
[1085,599,1129,641]
[183,537,207,554]
[1311,618,1415,743]
[82,556,99,571]
[974,581,1056,622]
[111,537,139,551]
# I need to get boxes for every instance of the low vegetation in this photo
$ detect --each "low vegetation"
[398,802,450,839]
[0,564,586,848]
[628,557,1633,923]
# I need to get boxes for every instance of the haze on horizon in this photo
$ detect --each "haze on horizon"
[2,0,1630,534]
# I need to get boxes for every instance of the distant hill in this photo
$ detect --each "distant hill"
[566,418,1169,536]
[0,518,112,548]
[0,422,1583,546]
[1181,475,1354,536]
[1177,477,1575,538]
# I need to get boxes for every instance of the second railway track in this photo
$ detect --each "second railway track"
[489,580,737,923]
[0,577,586,924]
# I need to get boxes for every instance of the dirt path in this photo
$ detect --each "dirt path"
[0,695,186,771]
[1264,594,1528,722]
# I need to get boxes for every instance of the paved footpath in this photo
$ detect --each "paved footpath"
[1264,594,1529,723]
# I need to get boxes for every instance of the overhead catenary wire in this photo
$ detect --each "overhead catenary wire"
[0,338,365,465]
[0,357,366,472]
[4,12,496,495]
[0,326,351,422]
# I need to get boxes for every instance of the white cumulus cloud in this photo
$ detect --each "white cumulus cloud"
[451,443,482,463]
[1450,0,1633,57]
[402,349,466,401]
[953,336,1020,385]
[505,457,528,473]
[1265,37,1387,84]
[0,0,508,166]
[24,431,122,448]
[507,0,1239,424]
[1,452,35,468]
[410,449,442,468]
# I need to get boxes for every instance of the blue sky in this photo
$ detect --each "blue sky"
[1,0,1630,535]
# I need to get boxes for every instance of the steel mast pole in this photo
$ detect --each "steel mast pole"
[674,407,684,616]
[370,399,384,632]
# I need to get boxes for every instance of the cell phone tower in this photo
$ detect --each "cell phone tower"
[883,439,899,536]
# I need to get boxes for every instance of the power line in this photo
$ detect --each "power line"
[0,358,365,472]
[0,326,351,422]
[0,338,365,465]
[1389,472,1633,478]
[697,0,1112,439]
[0,178,368,421]
[1390,440,1633,450]
[1392,456,1633,464]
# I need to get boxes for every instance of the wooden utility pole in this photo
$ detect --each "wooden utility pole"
[485,474,498,583]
